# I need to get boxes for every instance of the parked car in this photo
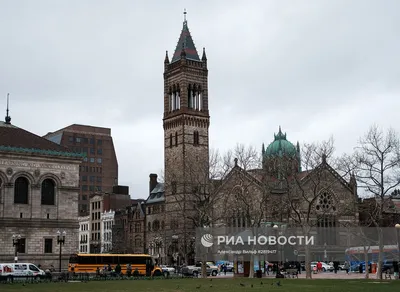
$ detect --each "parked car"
[181,262,218,277]
[310,262,334,272]
[160,265,175,275]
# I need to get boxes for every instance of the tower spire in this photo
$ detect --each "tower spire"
[5,93,11,124]
[183,8,187,22]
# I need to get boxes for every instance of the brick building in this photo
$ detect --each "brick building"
[0,115,82,269]
[145,174,165,263]
[44,124,118,216]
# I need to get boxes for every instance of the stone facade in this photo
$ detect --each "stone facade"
[0,154,81,269]
[162,18,210,265]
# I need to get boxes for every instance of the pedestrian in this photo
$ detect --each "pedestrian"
[344,261,350,274]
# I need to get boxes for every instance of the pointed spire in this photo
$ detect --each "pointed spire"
[5,93,11,124]
[164,50,170,64]
[171,9,200,63]
[202,47,207,61]
[296,141,300,152]
[262,143,265,154]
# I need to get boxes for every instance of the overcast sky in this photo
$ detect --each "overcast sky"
[1,0,399,199]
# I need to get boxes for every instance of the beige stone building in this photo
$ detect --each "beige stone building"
[0,116,82,269]
[214,127,359,262]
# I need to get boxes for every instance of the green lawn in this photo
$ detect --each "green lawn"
[1,278,399,292]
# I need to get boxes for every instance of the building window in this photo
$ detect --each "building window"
[171,181,177,195]
[84,157,88,162]
[175,132,178,146]
[96,186,102,191]
[82,185,88,191]
[90,138,95,144]
[152,220,160,231]
[17,238,26,253]
[89,176,95,182]
[90,158,95,163]
[76,137,81,143]
[82,195,87,201]
[97,139,102,145]
[89,186,95,191]
[147,222,151,231]
[14,177,29,204]
[90,148,95,155]
[97,158,102,164]
[96,176,102,183]
[68,136,73,142]
[82,176,87,181]
[41,179,55,205]
[83,138,88,144]
[44,238,53,253]
[135,223,141,233]
[97,148,102,155]
[193,131,199,145]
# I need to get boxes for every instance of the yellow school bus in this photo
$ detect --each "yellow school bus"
[68,253,162,276]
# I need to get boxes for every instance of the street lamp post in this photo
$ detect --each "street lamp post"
[12,234,22,263]
[57,230,67,272]
[273,224,280,269]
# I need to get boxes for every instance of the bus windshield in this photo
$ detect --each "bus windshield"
[69,254,79,264]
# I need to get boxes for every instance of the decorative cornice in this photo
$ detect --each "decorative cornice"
[0,146,85,159]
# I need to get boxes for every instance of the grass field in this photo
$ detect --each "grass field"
[1,278,400,292]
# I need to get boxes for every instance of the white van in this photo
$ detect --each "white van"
[0,263,14,281]
[0,263,45,280]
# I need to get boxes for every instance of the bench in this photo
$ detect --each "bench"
[285,269,298,278]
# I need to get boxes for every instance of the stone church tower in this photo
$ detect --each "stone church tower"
[163,13,209,264]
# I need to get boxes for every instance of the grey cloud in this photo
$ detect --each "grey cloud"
[0,0,399,198]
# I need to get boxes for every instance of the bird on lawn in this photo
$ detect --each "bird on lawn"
[196,285,201,289]
[240,283,245,286]
[277,281,282,286]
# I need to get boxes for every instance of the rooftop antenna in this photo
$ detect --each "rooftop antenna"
[5,93,11,124]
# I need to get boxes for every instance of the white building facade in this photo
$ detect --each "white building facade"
[78,216,90,253]
[101,210,115,253]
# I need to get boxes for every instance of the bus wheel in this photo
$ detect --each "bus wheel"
[153,270,162,277]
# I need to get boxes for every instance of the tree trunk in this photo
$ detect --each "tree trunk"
[201,252,208,278]
[377,228,384,280]
[305,245,312,279]
[249,255,254,278]
[364,246,369,279]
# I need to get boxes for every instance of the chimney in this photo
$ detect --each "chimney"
[149,173,158,193]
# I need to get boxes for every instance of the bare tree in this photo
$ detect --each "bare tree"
[274,139,356,279]
[352,125,400,279]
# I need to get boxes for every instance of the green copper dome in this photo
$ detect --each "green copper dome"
[264,127,297,157]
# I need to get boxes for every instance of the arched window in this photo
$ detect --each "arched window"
[14,177,29,204]
[41,179,55,205]
[147,222,151,232]
[152,220,160,231]
[0,178,2,204]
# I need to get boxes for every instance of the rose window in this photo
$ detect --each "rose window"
[316,192,336,212]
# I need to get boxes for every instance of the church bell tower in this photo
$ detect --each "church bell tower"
[163,11,210,233]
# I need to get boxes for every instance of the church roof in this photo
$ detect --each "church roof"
[0,121,83,158]
[264,126,297,158]
[146,183,165,204]
[171,19,200,63]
